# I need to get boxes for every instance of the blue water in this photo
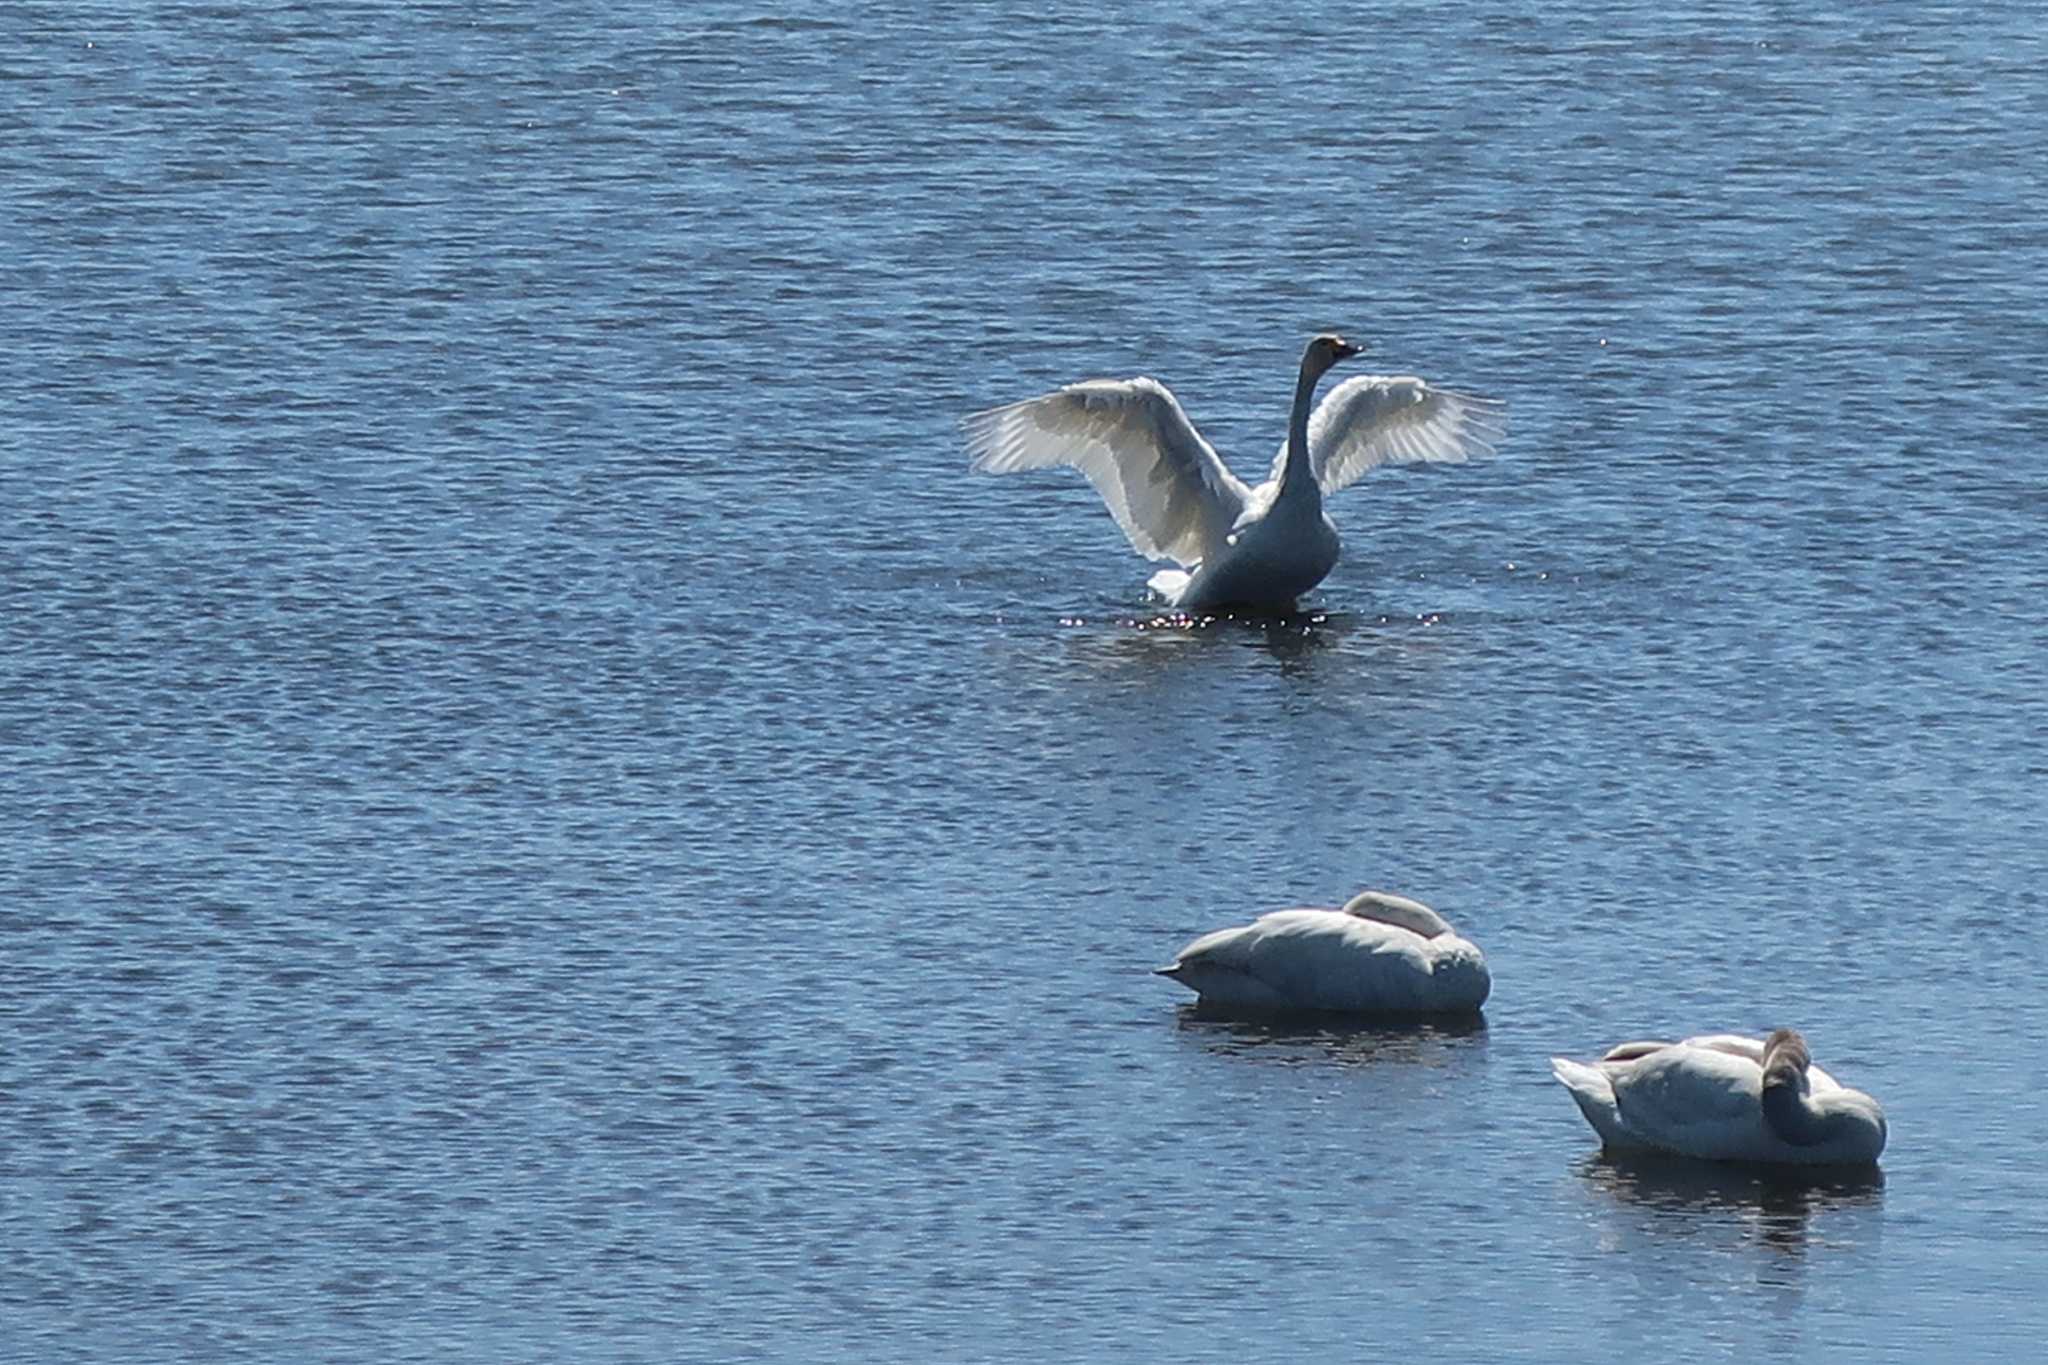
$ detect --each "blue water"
[5,2,2046,1360]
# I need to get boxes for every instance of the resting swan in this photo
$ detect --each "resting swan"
[1155,890,1490,1014]
[1551,1031,1888,1166]
[964,334,1505,612]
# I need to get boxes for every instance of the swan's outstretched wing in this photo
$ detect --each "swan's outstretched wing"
[965,378,1249,568]
[1277,376,1507,497]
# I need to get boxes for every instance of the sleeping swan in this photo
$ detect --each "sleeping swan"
[1154,890,1490,1014]
[965,334,1504,612]
[1551,1030,1887,1166]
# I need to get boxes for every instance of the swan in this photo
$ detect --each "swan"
[1551,1030,1888,1166]
[1154,890,1490,1014]
[964,334,1505,612]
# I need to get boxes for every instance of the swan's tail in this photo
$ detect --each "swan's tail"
[1146,568,1190,605]
[1550,1057,1610,1096]
[1550,1057,1627,1147]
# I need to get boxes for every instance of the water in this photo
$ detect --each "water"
[4,2,2045,1359]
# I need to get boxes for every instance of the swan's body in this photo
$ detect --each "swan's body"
[1155,890,1490,1014]
[965,334,1505,612]
[1551,1031,1887,1166]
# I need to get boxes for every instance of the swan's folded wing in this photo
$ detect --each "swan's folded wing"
[965,378,1248,567]
[1237,910,1434,1011]
[1287,375,1507,497]
[1609,1046,1759,1150]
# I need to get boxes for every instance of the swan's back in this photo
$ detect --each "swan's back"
[1607,1045,1764,1154]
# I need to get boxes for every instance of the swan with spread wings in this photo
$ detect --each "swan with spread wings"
[965,334,1505,612]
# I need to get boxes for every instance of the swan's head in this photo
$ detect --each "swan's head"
[1761,1028,1811,1088]
[1305,333,1366,376]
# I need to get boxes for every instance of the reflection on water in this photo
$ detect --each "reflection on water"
[1577,1152,1885,1265]
[1055,603,1484,681]
[1175,1004,1486,1068]
[1052,605,1440,678]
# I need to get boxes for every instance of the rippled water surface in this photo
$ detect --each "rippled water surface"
[5,2,2046,1360]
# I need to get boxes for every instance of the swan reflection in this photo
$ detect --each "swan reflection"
[1059,606,1350,672]
[1577,1151,1884,1261]
[1054,604,1476,682]
[1175,1006,1486,1069]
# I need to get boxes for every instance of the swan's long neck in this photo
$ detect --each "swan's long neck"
[1279,352,1329,499]
[1756,1028,1887,1159]
[1339,891,1452,939]
[1757,1029,1846,1147]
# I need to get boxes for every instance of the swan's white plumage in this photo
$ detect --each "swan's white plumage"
[1155,891,1490,1014]
[966,336,1503,611]
[962,377,1248,569]
[1282,376,1509,496]
[1551,1033,1888,1166]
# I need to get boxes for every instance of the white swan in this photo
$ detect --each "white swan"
[1551,1031,1888,1166]
[965,334,1505,612]
[1154,890,1490,1014]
